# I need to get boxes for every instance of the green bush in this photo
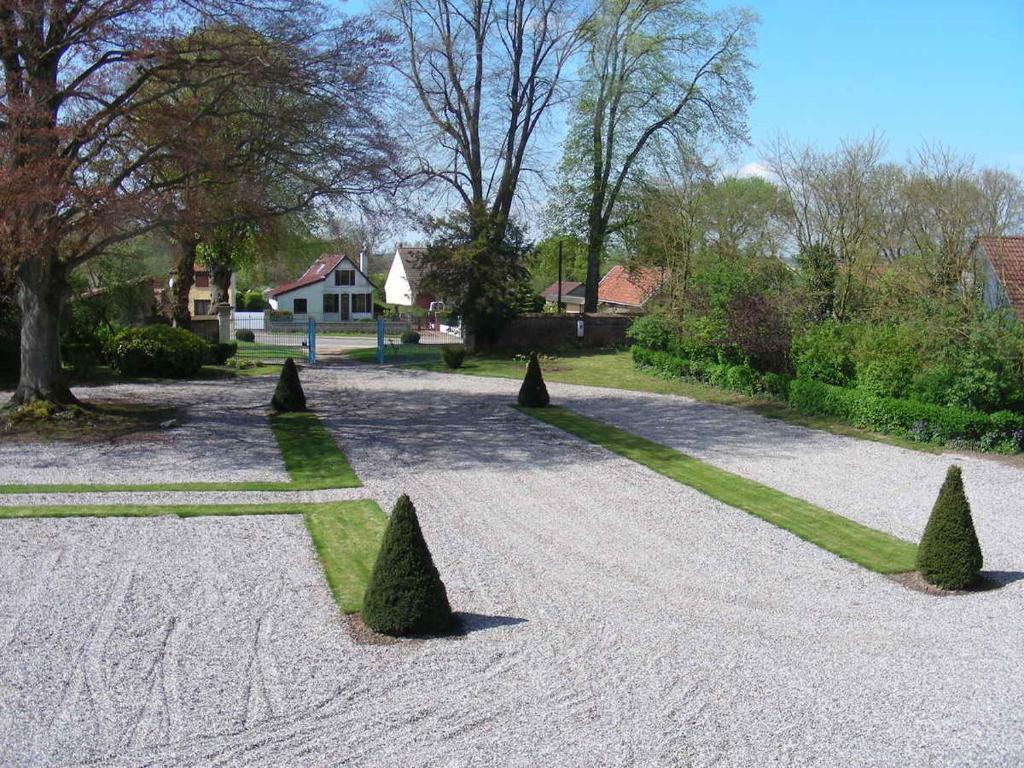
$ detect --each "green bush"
[916,465,983,589]
[207,342,238,365]
[361,494,456,637]
[441,345,466,369]
[626,314,675,352]
[104,325,208,378]
[400,330,421,344]
[518,352,550,407]
[271,357,306,412]
[787,377,1023,449]
[791,321,855,386]
[632,346,791,400]
[235,329,256,342]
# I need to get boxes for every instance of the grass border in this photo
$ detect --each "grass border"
[0,411,360,494]
[0,500,387,614]
[519,405,918,575]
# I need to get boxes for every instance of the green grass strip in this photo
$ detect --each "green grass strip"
[269,411,360,490]
[0,410,360,494]
[304,504,387,613]
[0,500,387,614]
[520,406,918,574]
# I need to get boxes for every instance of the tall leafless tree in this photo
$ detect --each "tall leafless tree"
[563,0,756,311]
[388,0,582,242]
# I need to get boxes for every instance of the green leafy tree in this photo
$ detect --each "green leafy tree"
[419,212,533,350]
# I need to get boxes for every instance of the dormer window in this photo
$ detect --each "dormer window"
[335,269,355,286]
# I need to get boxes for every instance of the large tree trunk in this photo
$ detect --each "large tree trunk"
[209,262,232,308]
[171,239,198,329]
[11,254,75,406]
[583,231,603,313]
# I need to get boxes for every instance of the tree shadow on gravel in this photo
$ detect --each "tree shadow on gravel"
[456,612,528,634]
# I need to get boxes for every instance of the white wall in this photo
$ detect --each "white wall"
[384,250,414,306]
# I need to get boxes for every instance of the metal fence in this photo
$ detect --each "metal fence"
[375,318,463,364]
[232,313,314,362]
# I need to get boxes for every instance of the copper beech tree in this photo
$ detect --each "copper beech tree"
[0,1,396,405]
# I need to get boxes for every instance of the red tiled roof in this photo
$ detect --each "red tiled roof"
[597,265,669,307]
[978,236,1024,320]
[540,281,585,301]
[269,254,347,297]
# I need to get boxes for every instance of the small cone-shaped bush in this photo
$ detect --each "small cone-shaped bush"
[916,465,983,589]
[361,494,456,636]
[517,352,550,407]
[271,357,306,412]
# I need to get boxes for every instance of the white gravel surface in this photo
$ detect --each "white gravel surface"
[0,379,288,485]
[1,367,1023,766]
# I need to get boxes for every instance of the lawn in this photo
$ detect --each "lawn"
[347,343,444,365]
[0,410,360,493]
[401,348,944,454]
[235,340,306,360]
[520,405,918,574]
[0,500,387,614]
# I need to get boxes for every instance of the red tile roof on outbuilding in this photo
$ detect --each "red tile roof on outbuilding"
[978,236,1024,321]
[269,254,346,298]
[597,265,669,307]
[541,281,585,301]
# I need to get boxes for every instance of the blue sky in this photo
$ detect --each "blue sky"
[335,0,1023,175]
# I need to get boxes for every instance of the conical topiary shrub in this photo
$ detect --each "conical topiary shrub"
[517,352,550,407]
[916,465,983,589]
[361,494,456,637]
[271,357,307,412]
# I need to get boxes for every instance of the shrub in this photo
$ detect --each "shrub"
[916,466,983,589]
[441,345,466,369]
[626,314,674,352]
[271,357,307,412]
[104,325,208,378]
[207,342,238,365]
[361,494,456,637]
[787,378,1022,448]
[725,291,791,374]
[517,352,550,407]
[401,330,421,344]
[235,329,256,342]
[791,321,855,386]
[632,346,792,401]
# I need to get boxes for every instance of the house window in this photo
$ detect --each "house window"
[293,298,307,314]
[195,272,210,288]
[193,299,211,316]
[351,293,373,314]
[323,293,339,314]
[335,269,355,286]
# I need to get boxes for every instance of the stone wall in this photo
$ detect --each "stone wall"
[491,313,634,351]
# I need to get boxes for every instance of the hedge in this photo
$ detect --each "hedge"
[631,346,791,400]
[104,325,208,378]
[787,377,1024,449]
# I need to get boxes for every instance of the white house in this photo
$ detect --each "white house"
[268,253,376,321]
[384,244,431,307]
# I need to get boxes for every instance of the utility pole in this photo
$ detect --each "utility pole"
[557,239,564,314]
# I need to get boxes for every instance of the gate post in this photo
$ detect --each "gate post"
[307,317,316,365]
[376,317,385,364]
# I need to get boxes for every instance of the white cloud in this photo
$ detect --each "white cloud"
[737,161,773,180]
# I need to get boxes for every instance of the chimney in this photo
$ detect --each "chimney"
[358,251,367,273]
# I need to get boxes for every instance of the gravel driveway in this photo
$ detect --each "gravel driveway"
[0,378,288,486]
[1,367,1022,766]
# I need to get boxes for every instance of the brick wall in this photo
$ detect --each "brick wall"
[491,313,634,351]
